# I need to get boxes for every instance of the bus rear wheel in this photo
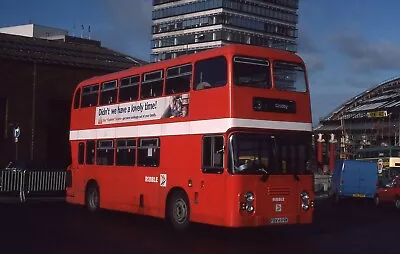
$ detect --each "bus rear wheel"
[167,190,190,232]
[395,197,400,209]
[85,183,100,213]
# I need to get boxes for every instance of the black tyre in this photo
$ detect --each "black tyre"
[167,190,190,232]
[85,183,100,213]
[395,197,400,209]
[374,195,380,207]
[332,192,340,204]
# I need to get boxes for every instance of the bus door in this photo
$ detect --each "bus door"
[69,141,88,198]
[135,138,161,213]
[82,141,96,195]
[197,135,227,224]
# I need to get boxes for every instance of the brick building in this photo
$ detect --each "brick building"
[0,31,146,169]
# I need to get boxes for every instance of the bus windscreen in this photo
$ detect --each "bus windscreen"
[229,133,312,175]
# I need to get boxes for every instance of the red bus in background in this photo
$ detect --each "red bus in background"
[66,44,314,231]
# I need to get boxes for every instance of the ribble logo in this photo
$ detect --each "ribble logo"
[144,176,158,183]
[272,197,285,202]
[160,174,167,187]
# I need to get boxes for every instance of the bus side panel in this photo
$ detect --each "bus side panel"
[153,134,227,225]
[70,84,230,132]
[68,133,229,224]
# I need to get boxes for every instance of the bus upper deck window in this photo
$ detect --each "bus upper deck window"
[81,84,99,108]
[273,61,307,92]
[232,56,271,89]
[120,75,140,102]
[100,80,118,105]
[194,56,227,90]
[141,70,164,99]
[166,64,192,95]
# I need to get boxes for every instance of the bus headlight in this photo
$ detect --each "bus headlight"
[301,191,310,210]
[244,192,255,202]
[240,192,255,214]
[246,204,254,212]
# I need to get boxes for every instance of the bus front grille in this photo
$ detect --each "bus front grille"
[267,187,291,196]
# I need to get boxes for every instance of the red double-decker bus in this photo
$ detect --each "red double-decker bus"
[66,44,314,231]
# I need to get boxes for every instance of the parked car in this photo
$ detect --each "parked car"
[374,173,400,209]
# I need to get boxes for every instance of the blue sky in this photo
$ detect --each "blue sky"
[1,0,400,124]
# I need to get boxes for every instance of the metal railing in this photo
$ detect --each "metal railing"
[0,168,66,202]
[0,170,24,192]
[27,171,66,192]
[1,168,331,202]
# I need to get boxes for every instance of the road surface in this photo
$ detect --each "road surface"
[0,198,398,254]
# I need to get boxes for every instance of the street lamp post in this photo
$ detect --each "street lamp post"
[13,124,20,162]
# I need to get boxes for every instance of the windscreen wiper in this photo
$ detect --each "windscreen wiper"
[258,168,270,182]
[293,172,300,181]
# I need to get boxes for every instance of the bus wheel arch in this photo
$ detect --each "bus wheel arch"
[165,187,191,231]
[85,180,100,213]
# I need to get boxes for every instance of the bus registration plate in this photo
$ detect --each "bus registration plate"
[270,217,288,224]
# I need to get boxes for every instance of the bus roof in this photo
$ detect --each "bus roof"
[75,44,305,89]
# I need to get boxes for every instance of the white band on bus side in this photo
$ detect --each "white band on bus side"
[69,118,312,141]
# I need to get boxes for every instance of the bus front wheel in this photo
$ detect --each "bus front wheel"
[167,190,190,232]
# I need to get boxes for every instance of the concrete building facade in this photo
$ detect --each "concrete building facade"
[151,0,299,62]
